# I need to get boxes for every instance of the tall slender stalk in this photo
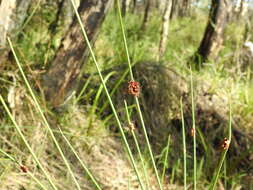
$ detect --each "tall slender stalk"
[0,148,48,190]
[69,1,145,189]
[0,95,58,190]
[7,38,82,190]
[224,158,227,189]
[115,0,134,80]
[161,135,171,186]
[115,1,163,189]
[209,100,232,190]
[180,97,187,190]
[190,67,197,190]
[124,100,150,190]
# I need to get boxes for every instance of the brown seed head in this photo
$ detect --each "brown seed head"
[128,122,135,131]
[190,128,196,137]
[20,165,28,173]
[221,138,230,150]
[128,81,140,97]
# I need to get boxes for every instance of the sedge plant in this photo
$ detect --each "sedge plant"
[161,135,171,187]
[180,97,187,190]
[8,37,82,190]
[69,0,145,189]
[7,37,110,190]
[0,95,58,190]
[190,67,197,190]
[209,99,232,190]
[115,1,163,189]
[0,148,48,190]
[124,100,150,190]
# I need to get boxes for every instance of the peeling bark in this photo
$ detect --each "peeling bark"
[42,0,112,107]
[0,0,32,61]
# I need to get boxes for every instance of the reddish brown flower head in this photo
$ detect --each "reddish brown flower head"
[128,81,140,97]
[20,165,28,173]
[190,128,196,137]
[220,138,230,150]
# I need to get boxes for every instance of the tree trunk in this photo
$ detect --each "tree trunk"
[193,0,228,66]
[121,0,131,16]
[132,0,137,14]
[237,0,247,18]
[48,0,75,35]
[42,0,112,107]
[158,0,172,59]
[179,0,190,17]
[0,0,32,62]
[141,0,151,30]
[170,0,179,19]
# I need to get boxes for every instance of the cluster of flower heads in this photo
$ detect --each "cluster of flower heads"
[128,80,140,97]
[127,81,230,152]
[190,128,229,151]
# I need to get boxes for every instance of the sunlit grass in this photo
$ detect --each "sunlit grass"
[0,2,252,189]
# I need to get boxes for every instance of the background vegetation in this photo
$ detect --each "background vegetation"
[0,0,253,189]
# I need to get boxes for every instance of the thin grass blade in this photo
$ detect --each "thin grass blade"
[7,38,82,190]
[0,95,58,190]
[180,97,187,190]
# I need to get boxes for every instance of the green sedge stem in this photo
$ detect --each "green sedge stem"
[8,38,82,190]
[115,0,134,80]
[180,97,187,190]
[135,96,163,190]
[124,100,150,190]
[161,135,171,186]
[115,0,163,188]
[209,100,232,190]
[0,95,58,190]
[190,67,197,190]
[69,1,145,189]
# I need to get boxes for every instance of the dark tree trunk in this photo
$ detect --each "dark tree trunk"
[42,0,112,107]
[132,0,137,13]
[141,0,151,30]
[121,0,131,16]
[122,0,127,16]
[170,0,179,19]
[193,0,228,66]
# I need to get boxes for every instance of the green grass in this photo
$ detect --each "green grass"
[0,2,253,190]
